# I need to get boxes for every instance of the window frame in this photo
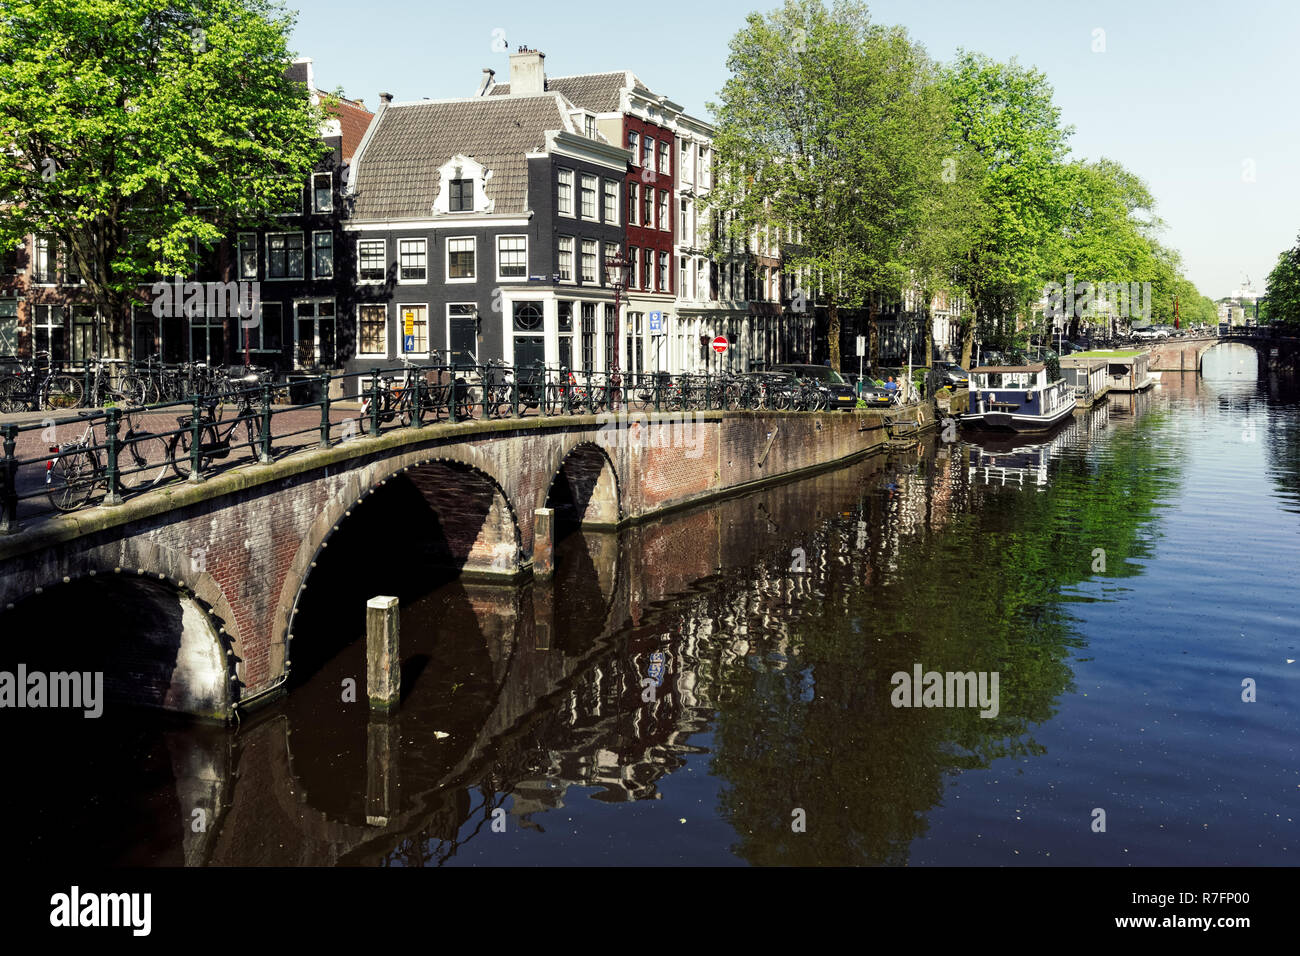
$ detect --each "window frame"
[312,172,333,213]
[237,232,259,280]
[357,237,387,284]
[580,173,598,221]
[580,239,598,285]
[396,302,430,358]
[448,178,474,213]
[496,234,528,282]
[658,141,670,175]
[658,190,670,232]
[312,230,334,279]
[603,179,619,225]
[627,131,639,165]
[557,168,575,218]
[445,236,476,283]
[265,231,306,281]
[398,237,428,283]
[557,235,575,283]
[357,303,388,358]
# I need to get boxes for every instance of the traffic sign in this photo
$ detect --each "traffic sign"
[403,309,416,353]
[711,336,728,354]
[649,310,663,335]
[856,335,866,357]
[404,335,415,352]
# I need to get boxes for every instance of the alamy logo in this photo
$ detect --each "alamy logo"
[0,664,103,718]
[1043,274,1151,322]
[890,664,999,718]
[50,886,150,936]
[151,277,262,328]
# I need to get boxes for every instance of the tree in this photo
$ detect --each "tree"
[941,52,1072,367]
[0,0,330,357]
[706,0,948,372]
[1264,234,1300,328]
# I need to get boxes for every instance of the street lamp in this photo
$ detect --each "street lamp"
[604,249,633,377]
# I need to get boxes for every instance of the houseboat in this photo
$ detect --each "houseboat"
[1102,351,1154,392]
[1059,355,1110,409]
[961,362,1074,432]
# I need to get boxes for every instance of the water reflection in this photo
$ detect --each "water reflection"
[6,369,1299,866]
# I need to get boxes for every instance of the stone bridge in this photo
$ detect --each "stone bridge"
[1146,332,1300,374]
[0,407,914,720]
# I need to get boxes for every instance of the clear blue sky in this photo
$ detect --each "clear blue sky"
[291,0,1299,300]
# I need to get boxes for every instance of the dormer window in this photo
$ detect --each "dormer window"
[449,178,473,212]
[584,114,597,138]
[435,155,493,216]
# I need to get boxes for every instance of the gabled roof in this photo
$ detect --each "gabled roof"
[325,95,373,163]
[350,94,575,220]
[488,71,648,113]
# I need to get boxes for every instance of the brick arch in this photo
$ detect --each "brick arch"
[0,557,235,720]
[274,449,524,685]
[537,438,623,533]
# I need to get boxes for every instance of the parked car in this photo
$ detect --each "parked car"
[772,364,859,410]
[937,362,969,387]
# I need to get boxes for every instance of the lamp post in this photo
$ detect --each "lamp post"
[604,249,633,378]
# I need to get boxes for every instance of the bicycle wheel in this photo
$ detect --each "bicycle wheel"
[119,375,149,407]
[45,374,84,410]
[118,432,172,490]
[169,424,219,478]
[242,411,264,457]
[0,376,26,413]
[46,445,100,512]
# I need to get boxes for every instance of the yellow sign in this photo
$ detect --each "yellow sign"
[403,310,415,337]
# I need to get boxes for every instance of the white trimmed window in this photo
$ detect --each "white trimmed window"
[237,233,258,279]
[557,168,574,217]
[557,236,574,281]
[658,252,669,292]
[658,141,670,175]
[627,131,639,165]
[603,180,618,224]
[658,190,669,231]
[357,304,387,356]
[267,233,304,279]
[628,183,639,226]
[313,231,333,279]
[629,246,639,288]
[358,238,386,282]
[497,235,527,279]
[447,237,475,281]
[399,238,427,282]
[580,240,597,283]
[580,174,597,220]
[398,304,429,356]
[312,172,332,213]
[33,235,54,284]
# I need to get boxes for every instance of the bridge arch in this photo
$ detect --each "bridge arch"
[540,439,623,536]
[0,570,233,720]
[276,450,524,686]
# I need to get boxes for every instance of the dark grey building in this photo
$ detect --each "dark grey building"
[342,52,630,396]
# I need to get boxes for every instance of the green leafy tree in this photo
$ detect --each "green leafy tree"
[0,0,330,357]
[1263,234,1300,328]
[706,0,948,372]
[941,52,1071,366]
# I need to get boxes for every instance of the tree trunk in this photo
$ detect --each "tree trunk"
[868,298,879,369]
[922,297,934,366]
[960,304,976,368]
[828,292,841,373]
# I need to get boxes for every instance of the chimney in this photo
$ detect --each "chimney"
[379,92,393,105]
[476,68,496,96]
[508,47,545,96]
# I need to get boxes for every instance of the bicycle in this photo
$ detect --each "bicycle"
[168,373,265,478]
[45,408,172,512]
[80,358,150,408]
[0,351,84,412]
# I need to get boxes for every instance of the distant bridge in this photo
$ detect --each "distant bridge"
[1146,330,1300,374]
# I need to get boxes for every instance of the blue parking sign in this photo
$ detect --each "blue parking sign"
[649,310,663,334]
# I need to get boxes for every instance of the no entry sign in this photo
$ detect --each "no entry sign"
[711,336,729,354]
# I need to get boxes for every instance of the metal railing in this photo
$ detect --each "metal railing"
[0,361,927,531]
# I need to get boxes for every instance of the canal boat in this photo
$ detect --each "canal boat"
[961,362,1074,432]
[1102,351,1154,392]
[1058,356,1110,409]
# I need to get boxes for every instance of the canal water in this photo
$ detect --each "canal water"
[5,342,1297,865]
